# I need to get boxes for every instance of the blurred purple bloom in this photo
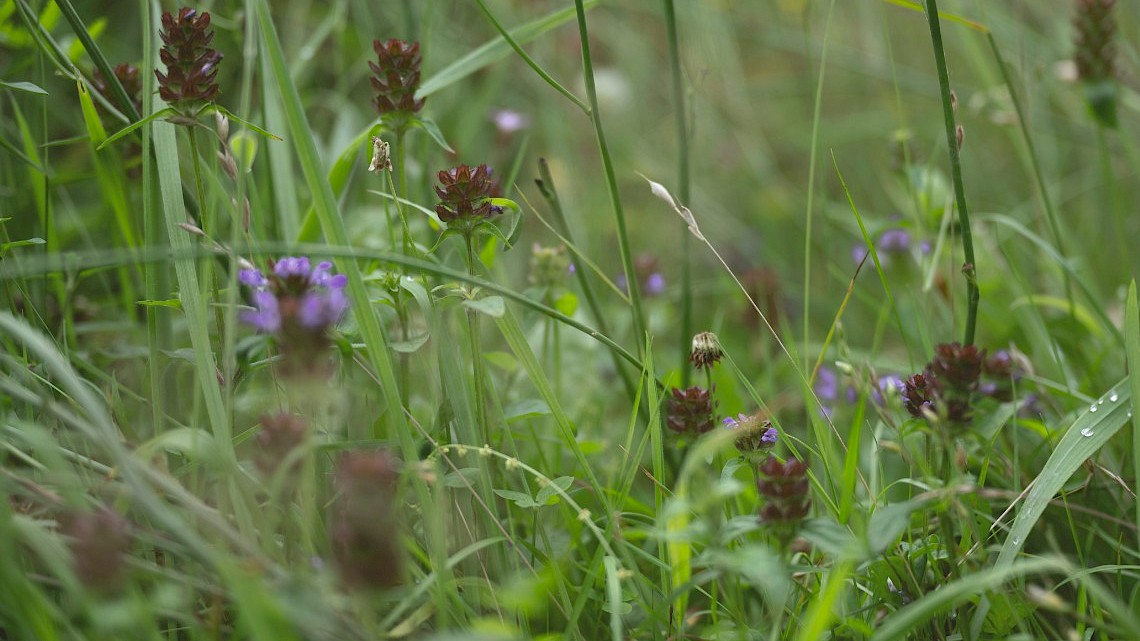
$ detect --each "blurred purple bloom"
[878,229,911,253]
[492,109,530,135]
[760,425,779,446]
[873,374,904,406]
[722,413,749,428]
[815,367,839,401]
[240,257,349,334]
[645,273,666,295]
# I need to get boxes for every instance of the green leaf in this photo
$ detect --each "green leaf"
[136,428,219,461]
[136,298,183,309]
[554,292,578,316]
[1126,280,1140,547]
[0,80,47,95]
[212,105,283,140]
[229,131,259,173]
[463,295,505,318]
[391,333,430,354]
[493,489,537,508]
[994,378,1131,569]
[504,399,551,423]
[411,116,454,153]
[483,351,518,373]
[870,558,1063,641]
[866,499,923,556]
[535,476,573,505]
[97,107,176,149]
[442,467,481,489]
[1,237,45,252]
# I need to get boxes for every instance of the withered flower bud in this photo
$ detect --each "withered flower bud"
[689,332,724,369]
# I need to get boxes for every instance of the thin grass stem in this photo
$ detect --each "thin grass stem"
[923,0,979,345]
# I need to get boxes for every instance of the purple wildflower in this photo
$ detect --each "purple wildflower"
[815,367,839,402]
[492,109,530,135]
[240,257,349,376]
[645,273,666,296]
[878,229,911,253]
[873,374,904,406]
[724,413,778,459]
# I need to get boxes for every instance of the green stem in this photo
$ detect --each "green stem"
[465,235,490,447]
[573,0,648,356]
[394,127,413,256]
[536,159,639,402]
[663,0,693,387]
[924,0,979,345]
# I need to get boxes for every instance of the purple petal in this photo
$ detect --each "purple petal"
[878,229,911,254]
[645,273,666,295]
[240,269,267,287]
[815,367,839,401]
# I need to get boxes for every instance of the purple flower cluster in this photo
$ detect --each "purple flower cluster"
[240,257,348,334]
[723,413,779,459]
[815,366,905,417]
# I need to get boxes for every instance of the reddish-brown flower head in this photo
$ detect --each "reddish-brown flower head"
[62,508,132,595]
[370,39,425,119]
[155,7,223,106]
[757,456,811,524]
[928,342,985,394]
[901,372,937,419]
[330,451,404,590]
[434,164,501,224]
[666,386,716,435]
[1073,0,1118,127]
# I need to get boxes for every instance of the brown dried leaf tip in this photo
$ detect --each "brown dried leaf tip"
[370,39,425,120]
[1073,0,1118,127]
[434,164,502,224]
[330,451,405,591]
[666,386,716,435]
[155,7,223,107]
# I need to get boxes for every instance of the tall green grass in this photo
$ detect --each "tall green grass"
[2,0,1140,639]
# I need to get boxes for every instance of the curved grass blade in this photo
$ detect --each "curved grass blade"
[870,558,1063,641]
[417,1,598,99]
[994,378,1131,568]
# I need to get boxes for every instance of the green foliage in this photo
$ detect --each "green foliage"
[2,0,1139,640]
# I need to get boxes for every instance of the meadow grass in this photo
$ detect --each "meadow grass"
[2,0,1140,639]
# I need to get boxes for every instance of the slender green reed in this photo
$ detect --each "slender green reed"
[923,0,979,345]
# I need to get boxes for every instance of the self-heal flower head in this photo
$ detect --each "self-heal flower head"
[666,386,716,436]
[435,164,502,225]
[155,8,223,108]
[370,39,425,122]
[240,257,348,376]
[724,413,778,460]
[1073,0,1118,127]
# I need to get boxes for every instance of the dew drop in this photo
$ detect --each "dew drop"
[1011,537,1021,546]
[1080,427,1094,437]
[1129,410,1134,419]
[1109,392,1119,402]
[1089,404,1098,412]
